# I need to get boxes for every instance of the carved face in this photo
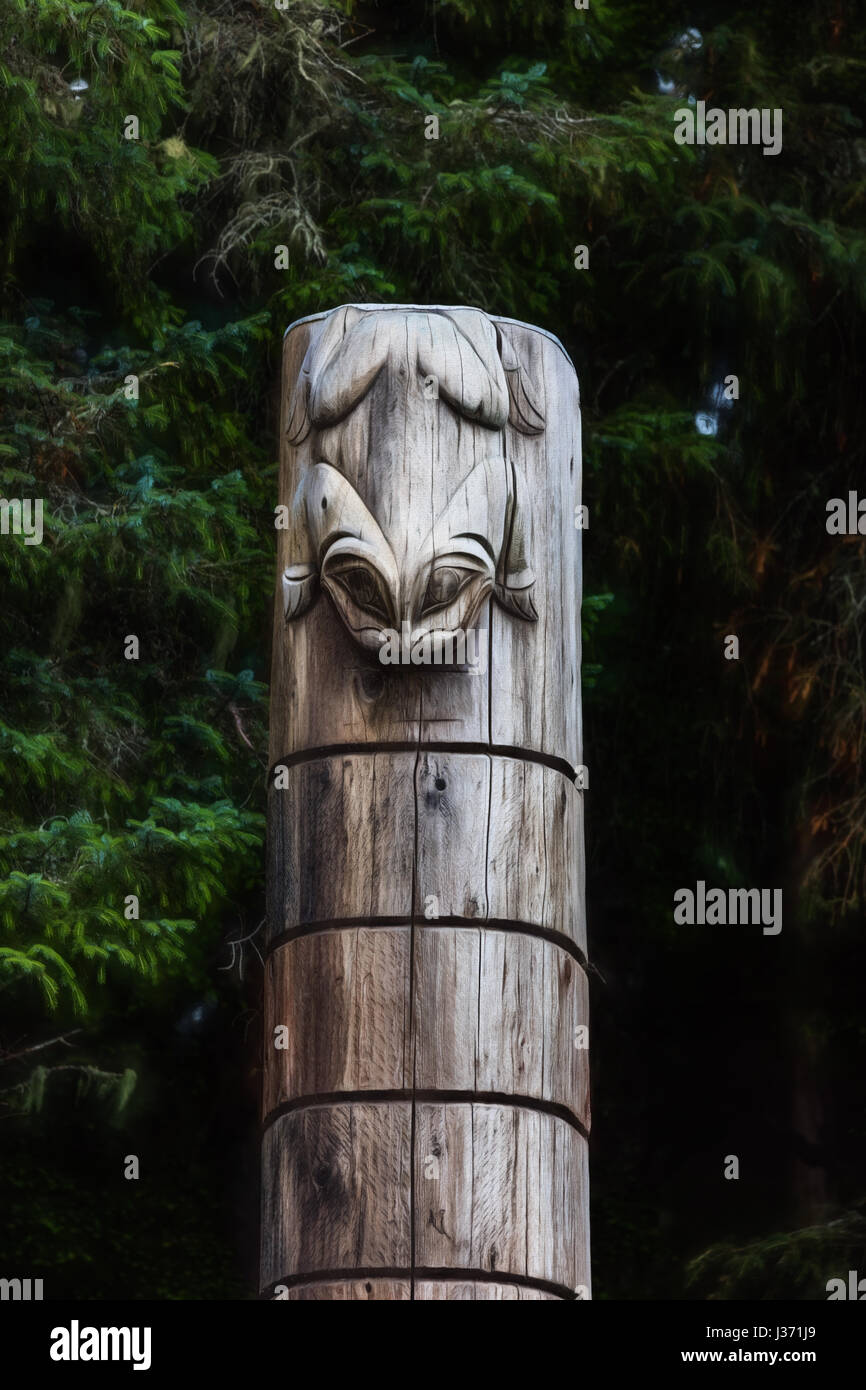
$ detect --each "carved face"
[280,307,543,660]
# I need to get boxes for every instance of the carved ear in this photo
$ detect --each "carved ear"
[496,325,546,437]
[495,458,538,621]
[281,561,318,621]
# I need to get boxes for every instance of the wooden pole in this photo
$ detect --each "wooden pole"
[263,304,589,1301]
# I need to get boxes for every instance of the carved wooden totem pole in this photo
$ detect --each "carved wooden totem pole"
[263,304,588,1301]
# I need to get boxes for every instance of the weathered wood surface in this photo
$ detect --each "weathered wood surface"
[262,1103,413,1281]
[263,927,589,1124]
[264,305,587,1300]
[413,1105,589,1290]
[263,928,411,1104]
[266,754,585,951]
[279,1280,412,1301]
[490,326,583,767]
[413,929,589,1119]
[413,1282,560,1300]
[261,1103,588,1294]
[276,1279,558,1300]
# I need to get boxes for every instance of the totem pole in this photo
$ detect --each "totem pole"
[262,304,589,1300]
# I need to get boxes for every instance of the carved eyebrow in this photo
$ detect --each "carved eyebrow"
[317,529,360,565]
[447,532,497,563]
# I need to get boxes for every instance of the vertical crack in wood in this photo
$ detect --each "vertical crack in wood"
[409,683,422,1300]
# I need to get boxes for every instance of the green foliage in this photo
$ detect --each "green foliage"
[688,1206,866,1301]
[582,591,614,688]
[0,0,212,329]
[1,297,270,1026]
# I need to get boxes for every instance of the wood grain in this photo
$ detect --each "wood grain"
[490,322,582,770]
[414,1103,589,1293]
[276,1280,412,1301]
[261,1103,412,1285]
[412,927,589,1128]
[263,928,411,1116]
[273,1276,558,1299]
[269,752,585,952]
[413,1281,560,1300]
[472,757,585,951]
[266,755,416,945]
[263,925,588,1128]
[261,1096,587,1292]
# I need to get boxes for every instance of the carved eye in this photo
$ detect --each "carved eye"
[421,566,474,616]
[329,565,391,624]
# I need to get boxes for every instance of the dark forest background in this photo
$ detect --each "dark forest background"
[1,0,864,1299]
